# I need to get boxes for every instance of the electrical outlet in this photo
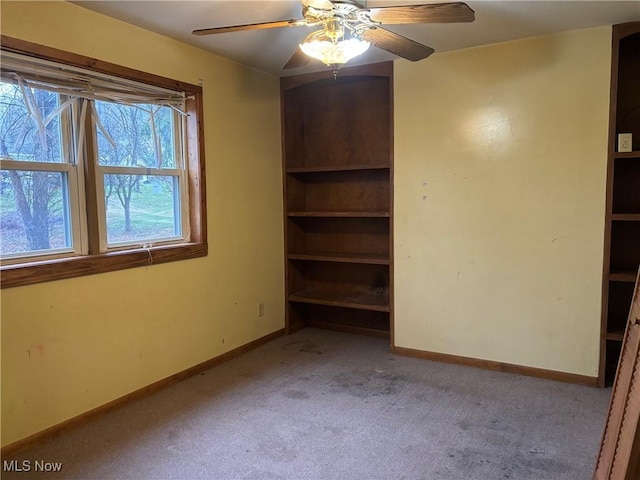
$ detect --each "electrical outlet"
[257,303,264,317]
[618,133,632,153]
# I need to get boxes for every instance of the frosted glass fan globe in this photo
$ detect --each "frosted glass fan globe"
[300,29,370,67]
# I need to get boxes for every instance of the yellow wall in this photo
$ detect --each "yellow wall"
[394,27,611,377]
[1,1,284,446]
[0,0,613,447]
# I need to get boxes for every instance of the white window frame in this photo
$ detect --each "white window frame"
[95,165,189,252]
[92,102,190,252]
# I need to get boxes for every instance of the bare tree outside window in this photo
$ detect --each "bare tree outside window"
[0,82,70,255]
[95,101,180,244]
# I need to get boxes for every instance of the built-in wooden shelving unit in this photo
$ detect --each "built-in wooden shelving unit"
[281,62,394,340]
[599,22,640,386]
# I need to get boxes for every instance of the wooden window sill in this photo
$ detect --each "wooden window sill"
[1,243,207,289]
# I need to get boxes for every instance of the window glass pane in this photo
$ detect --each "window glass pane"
[0,81,64,163]
[0,170,71,255]
[95,101,175,168]
[104,174,180,245]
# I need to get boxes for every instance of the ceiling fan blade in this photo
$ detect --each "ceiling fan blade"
[284,48,311,69]
[360,27,434,61]
[300,0,335,11]
[192,19,303,36]
[367,2,475,24]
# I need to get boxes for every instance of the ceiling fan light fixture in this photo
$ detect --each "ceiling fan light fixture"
[300,27,370,67]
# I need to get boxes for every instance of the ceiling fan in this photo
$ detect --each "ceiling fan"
[192,0,475,71]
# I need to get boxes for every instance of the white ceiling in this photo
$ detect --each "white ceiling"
[72,0,640,76]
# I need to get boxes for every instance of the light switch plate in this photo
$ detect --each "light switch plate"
[618,133,633,153]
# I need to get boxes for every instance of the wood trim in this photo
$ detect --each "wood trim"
[1,243,207,288]
[614,21,640,42]
[0,36,208,289]
[1,328,285,455]
[186,90,207,244]
[388,61,395,352]
[280,70,294,334]
[82,100,101,254]
[280,61,394,91]
[599,23,623,387]
[394,346,599,387]
[0,35,202,94]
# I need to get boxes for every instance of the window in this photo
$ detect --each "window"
[0,82,82,260]
[0,37,207,288]
[94,101,187,249]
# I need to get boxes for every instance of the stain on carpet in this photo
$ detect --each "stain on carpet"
[331,369,407,398]
[448,442,572,479]
[282,389,311,400]
[282,341,324,355]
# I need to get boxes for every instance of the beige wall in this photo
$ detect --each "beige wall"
[394,27,611,377]
[0,1,284,446]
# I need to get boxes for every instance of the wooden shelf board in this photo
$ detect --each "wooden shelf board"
[613,151,640,159]
[287,211,390,218]
[606,329,625,342]
[289,289,390,312]
[286,164,391,174]
[307,320,390,338]
[288,252,390,265]
[609,270,639,282]
[611,213,640,221]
